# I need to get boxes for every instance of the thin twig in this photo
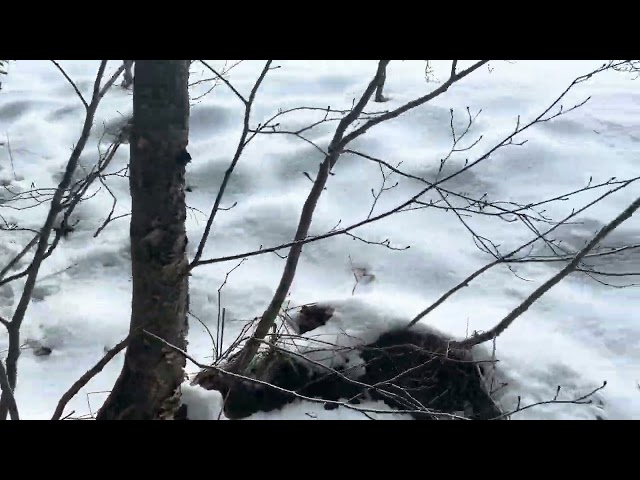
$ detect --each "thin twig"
[199,60,248,104]
[0,234,38,281]
[51,60,88,109]
[5,133,17,180]
[493,381,607,420]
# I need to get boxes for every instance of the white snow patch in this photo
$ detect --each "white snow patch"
[181,383,227,420]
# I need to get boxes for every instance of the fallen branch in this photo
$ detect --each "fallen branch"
[144,330,468,420]
[493,381,607,420]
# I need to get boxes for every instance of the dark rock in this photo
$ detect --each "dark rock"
[34,346,52,357]
[294,304,335,334]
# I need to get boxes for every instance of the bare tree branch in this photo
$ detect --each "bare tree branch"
[0,234,38,281]
[99,62,127,98]
[339,61,489,146]
[199,60,248,104]
[51,333,132,420]
[450,60,458,77]
[0,60,117,419]
[453,195,640,348]
[189,60,244,102]
[226,61,392,374]
[374,60,389,102]
[195,61,622,270]
[51,60,88,109]
[407,178,639,328]
[493,381,607,420]
[215,259,247,360]
[190,61,272,267]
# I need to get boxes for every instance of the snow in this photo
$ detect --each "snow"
[1,60,638,420]
[180,382,413,420]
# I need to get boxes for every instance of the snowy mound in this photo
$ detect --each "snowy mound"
[189,297,504,420]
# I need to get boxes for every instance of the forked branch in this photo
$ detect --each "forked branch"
[453,195,640,348]
[0,60,126,419]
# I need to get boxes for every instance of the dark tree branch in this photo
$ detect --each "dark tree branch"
[195,62,619,270]
[225,61,391,374]
[0,61,117,419]
[339,61,489,146]
[0,234,38,281]
[99,62,127,98]
[216,259,248,360]
[407,178,640,328]
[199,60,248,104]
[51,333,132,420]
[190,61,244,103]
[345,232,409,251]
[407,260,500,329]
[367,161,400,219]
[5,134,17,181]
[190,61,272,267]
[453,195,640,348]
[0,359,18,420]
[51,60,88,109]
[493,381,607,420]
[514,244,640,264]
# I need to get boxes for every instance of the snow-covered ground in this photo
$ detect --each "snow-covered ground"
[0,60,638,420]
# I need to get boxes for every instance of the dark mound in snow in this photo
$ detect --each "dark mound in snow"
[359,329,501,419]
[192,349,364,419]
[191,311,503,419]
[293,304,336,334]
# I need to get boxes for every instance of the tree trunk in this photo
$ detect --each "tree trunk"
[97,60,191,420]
[121,60,134,89]
[374,63,387,102]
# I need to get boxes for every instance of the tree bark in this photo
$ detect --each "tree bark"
[122,60,134,89]
[97,60,190,420]
[374,63,387,102]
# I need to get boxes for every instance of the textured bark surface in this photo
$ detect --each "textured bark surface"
[97,60,190,420]
[374,63,387,102]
